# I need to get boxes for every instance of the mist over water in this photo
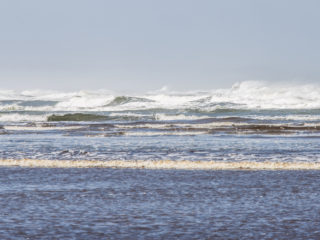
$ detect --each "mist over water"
[1,81,320,113]
[2,81,320,238]
[2,0,320,236]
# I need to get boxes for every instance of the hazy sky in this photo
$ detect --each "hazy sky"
[0,0,319,92]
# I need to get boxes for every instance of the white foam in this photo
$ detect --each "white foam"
[1,81,320,111]
[154,113,210,121]
[54,95,114,111]
[0,114,48,122]
[0,89,19,100]
[1,159,320,170]
[109,112,153,118]
[0,104,23,111]
[4,125,84,131]
[209,81,320,109]
[250,115,320,122]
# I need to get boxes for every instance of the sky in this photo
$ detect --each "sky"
[0,0,319,92]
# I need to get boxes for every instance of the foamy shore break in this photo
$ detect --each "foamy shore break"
[1,159,320,170]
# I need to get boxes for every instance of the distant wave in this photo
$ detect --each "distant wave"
[1,111,320,124]
[1,81,320,111]
[47,113,109,122]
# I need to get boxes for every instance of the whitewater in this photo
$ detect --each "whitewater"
[2,81,320,239]
[1,81,320,112]
[0,81,319,165]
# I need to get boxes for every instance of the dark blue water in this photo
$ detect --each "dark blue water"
[1,168,320,239]
[1,87,320,238]
[1,134,320,162]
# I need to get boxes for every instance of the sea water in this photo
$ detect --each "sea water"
[1,81,320,238]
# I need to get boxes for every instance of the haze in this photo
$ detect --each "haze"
[0,0,319,92]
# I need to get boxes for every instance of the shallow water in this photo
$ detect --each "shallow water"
[1,134,320,163]
[1,82,320,162]
[1,82,320,238]
[1,168,320,239]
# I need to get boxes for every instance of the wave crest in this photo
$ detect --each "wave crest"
[1,81,320,111]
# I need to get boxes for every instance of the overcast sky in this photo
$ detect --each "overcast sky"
[0,0,319,92]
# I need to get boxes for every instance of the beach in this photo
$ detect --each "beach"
[1,83,320,238]
[2,0,320,237]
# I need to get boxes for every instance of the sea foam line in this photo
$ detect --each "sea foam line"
[1,159,320,170]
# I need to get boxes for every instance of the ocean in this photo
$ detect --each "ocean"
[1,81,320,238]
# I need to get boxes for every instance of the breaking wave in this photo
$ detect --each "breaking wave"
[0,81,320,112]
[0,113,48,122]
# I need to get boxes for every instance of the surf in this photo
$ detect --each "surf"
[2,159,320,170]
[1,81,320,112]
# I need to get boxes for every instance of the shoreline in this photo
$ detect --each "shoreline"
[1,159,320,170]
